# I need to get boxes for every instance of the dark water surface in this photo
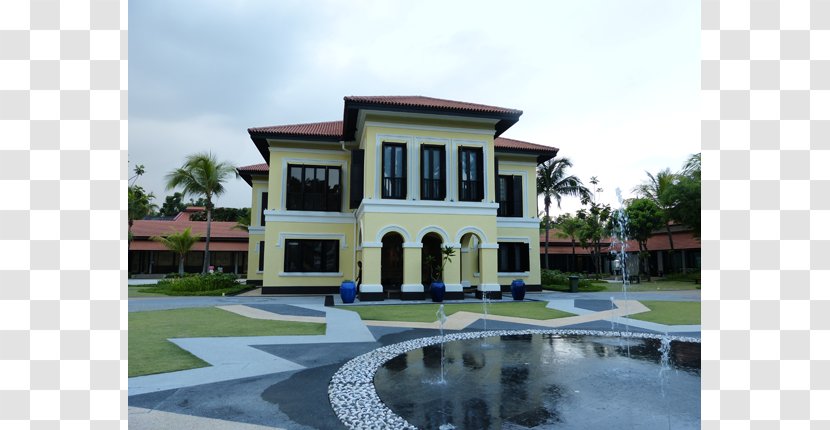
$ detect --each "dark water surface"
[374,334,700,429]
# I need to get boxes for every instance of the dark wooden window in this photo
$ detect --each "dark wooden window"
[350,149,364,209]
[284,239,339,273]
[496,175,523,217]
[258,241,265,272]
[458,147,483,201]
[382,143,407,199]
[260,192,268,226]
[421,145,446,200]
[497,242,529,272]
[286,165,341,212]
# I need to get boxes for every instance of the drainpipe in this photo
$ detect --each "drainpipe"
[341,141,358,282]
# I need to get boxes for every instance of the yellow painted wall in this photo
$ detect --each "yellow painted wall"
[245,176,268,281]
[495,226,542,286]
[262,222,355,287]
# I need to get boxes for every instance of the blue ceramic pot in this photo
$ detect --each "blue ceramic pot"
[510,279,526,301]
[430,281,445,302]
[340,280,356,304]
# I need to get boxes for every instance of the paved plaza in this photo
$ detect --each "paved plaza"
[128,290,701,429]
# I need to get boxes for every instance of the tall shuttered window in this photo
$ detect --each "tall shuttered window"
[382,143,407,199]
[421,145,446,200]
[497,242,529,272]
[496,175,523,217]
[286,165,341,212]
[260,192,268,226]
[258,241,265,272]
[458,147,483,201]
[284,239,339,273]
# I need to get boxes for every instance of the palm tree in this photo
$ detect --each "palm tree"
[233,208,251,232]
[554,214,583,272]
[632,168,677,273]
[165,152,238,273]
[151,227,201,276]
[537,157,592,269]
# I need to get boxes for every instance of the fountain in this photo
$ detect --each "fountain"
[481,291,489,331]
[436,305,447,384]
[329,330,700,430]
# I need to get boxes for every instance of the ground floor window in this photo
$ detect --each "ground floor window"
[284,239,339,273]
[258,241,265,272]
[498,242,529,272]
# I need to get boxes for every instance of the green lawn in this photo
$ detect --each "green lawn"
[128,286,167,297]
[626,301,701,325]
[129,307,326,377]
[338,301,574,323]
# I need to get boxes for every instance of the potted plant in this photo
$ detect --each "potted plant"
[425,245,456,302]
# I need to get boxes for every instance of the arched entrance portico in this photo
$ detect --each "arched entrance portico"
[421,233,443,287]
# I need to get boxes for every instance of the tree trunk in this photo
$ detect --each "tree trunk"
[664,221,675,273]
[543,206,550,270]
[178,254,185,276]
[203,202,212,274]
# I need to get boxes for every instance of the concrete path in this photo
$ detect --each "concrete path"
[129,407,285,430]
[128,304,373,396]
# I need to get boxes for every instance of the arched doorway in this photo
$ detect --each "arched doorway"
[421,233,443,287]
[459,232,482,291]
[381,233,404,293]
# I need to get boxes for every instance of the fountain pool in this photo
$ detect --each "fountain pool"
[328,330,700,430]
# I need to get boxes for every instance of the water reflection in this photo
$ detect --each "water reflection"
[375,334,700,429]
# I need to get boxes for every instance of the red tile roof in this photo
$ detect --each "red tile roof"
[494,137,558,157]
[539,228,701,254]
[343,96,523,116]
[248,120,343,138]
[237,163,269,172]
[129,215,248,250]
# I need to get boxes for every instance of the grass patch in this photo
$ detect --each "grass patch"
[137,285,252,296]
[338,301,574,323]
[129,307,326,377]
[600,280,700,292]
[128,286,168,297]
[626,301,701,325]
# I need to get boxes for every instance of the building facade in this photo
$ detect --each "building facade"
[239,96,558,300]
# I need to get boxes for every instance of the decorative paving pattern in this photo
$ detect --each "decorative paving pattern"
[328,329,700,430]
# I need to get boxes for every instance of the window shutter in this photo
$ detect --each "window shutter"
[511,176,523,217]
[350,150,364,208]
[520,243,530,271]
[260,192,268,226]
[401,145,407,197]
[476,148,484,200]
[439,147,446,199]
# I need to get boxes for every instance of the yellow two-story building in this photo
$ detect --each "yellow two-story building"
[238,96,557,300]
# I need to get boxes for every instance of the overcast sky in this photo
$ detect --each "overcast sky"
[129,0,699,216]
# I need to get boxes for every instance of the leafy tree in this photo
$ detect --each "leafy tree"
[129,164,145,187]
[554,214,584,272]
[576,202,611,279]
[151,227,201,276]
[633,167,678,272]
[624,198,663,281]
[165,152,239,273]
[127,185,157,242]
[665,154,701,239]
[536,157,592,269]
[188,207,248,222]
[158,192,188,217]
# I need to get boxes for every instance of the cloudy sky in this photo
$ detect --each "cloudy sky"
[129,0,699,216]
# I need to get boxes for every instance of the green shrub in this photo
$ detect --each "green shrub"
[541,269,568,286]
[659,271,701,282]
[154,273,240,293]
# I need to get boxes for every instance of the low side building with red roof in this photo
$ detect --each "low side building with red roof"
[128,207,249,276]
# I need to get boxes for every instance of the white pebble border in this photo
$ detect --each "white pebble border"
[328,329,700,429]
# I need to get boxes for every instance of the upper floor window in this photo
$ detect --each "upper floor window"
[496,175,522,217]
[421,145,446,200]
[286,165,341,212]
[458,147,483,201]
[382,143,407,199]
[259,191,268,226]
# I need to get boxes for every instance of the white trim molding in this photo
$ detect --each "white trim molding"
[278,232,348,249]
[444,283,463,293]
[264,210,355,224]
[479,243,500,249]
[357,199,499,217]
[359,284,383,293]
[497,236,531,244]
[496,218,541,229]
[454,226,489,244]
[247,226,265,235]
[478,283,501,292]
[279,272,344,277]
[402,242,423,249]
[401,284,424,293]
[416,225,451,243]
[375,225,412,242]
[498,272,530,278]
[361,242,383,248]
